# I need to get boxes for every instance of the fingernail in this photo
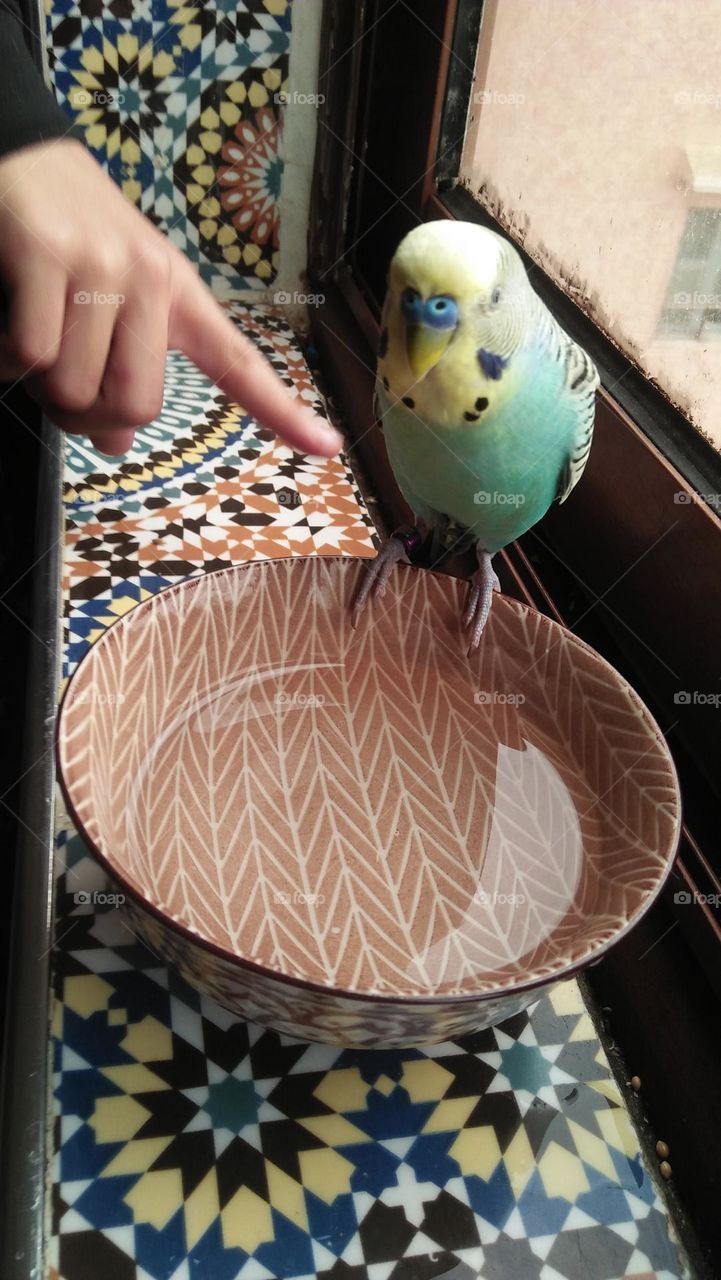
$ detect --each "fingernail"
[300,406,341,432]
[90,429,136,457]
[300,408,344,450]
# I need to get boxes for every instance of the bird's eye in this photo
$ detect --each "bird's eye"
[491,287,502,305]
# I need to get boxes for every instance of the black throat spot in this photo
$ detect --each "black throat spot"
[464,397,489,423]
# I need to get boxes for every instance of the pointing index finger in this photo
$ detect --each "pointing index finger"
[169,256,344,457]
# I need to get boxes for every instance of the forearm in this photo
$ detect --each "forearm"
[0,0,74,159]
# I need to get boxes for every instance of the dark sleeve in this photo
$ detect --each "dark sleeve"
[0,0,77,161]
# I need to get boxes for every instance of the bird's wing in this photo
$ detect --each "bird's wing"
[554,327,600,503]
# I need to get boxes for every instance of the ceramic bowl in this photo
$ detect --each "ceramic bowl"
[57,556,681,1047]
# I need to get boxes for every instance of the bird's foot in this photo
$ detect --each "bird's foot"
[463,551,500,653]
[351,526,423,628]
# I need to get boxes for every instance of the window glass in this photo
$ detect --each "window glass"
[460,0,721,448]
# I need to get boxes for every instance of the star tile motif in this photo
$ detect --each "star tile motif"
[50,307,689,1279]
[47,0,293,287]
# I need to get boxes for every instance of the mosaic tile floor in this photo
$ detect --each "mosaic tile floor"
[49,306,690,1280]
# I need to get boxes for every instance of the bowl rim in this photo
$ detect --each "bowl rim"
[55,555,683,1007]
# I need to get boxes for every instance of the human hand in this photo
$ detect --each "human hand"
[0,138,343,457]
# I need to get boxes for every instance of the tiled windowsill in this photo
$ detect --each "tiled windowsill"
[48,307,692,1280]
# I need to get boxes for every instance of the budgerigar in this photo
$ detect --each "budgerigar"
[351,220,599,650]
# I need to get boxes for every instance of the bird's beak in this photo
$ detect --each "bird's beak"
[405,324,455,379]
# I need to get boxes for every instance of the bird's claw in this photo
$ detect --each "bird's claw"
[464,553,500,653]
[351,528,421,628]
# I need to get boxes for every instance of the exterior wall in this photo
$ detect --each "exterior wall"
[463,0,721,446]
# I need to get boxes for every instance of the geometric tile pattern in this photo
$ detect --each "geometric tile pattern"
[50,835,689,1280]
[49,312,689,1278]
[62,305,377,675]
[46,0,295,291]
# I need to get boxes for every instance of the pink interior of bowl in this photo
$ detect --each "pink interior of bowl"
[58,557,680,998]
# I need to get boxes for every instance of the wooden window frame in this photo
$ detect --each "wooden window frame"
[308,2,721,1270]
